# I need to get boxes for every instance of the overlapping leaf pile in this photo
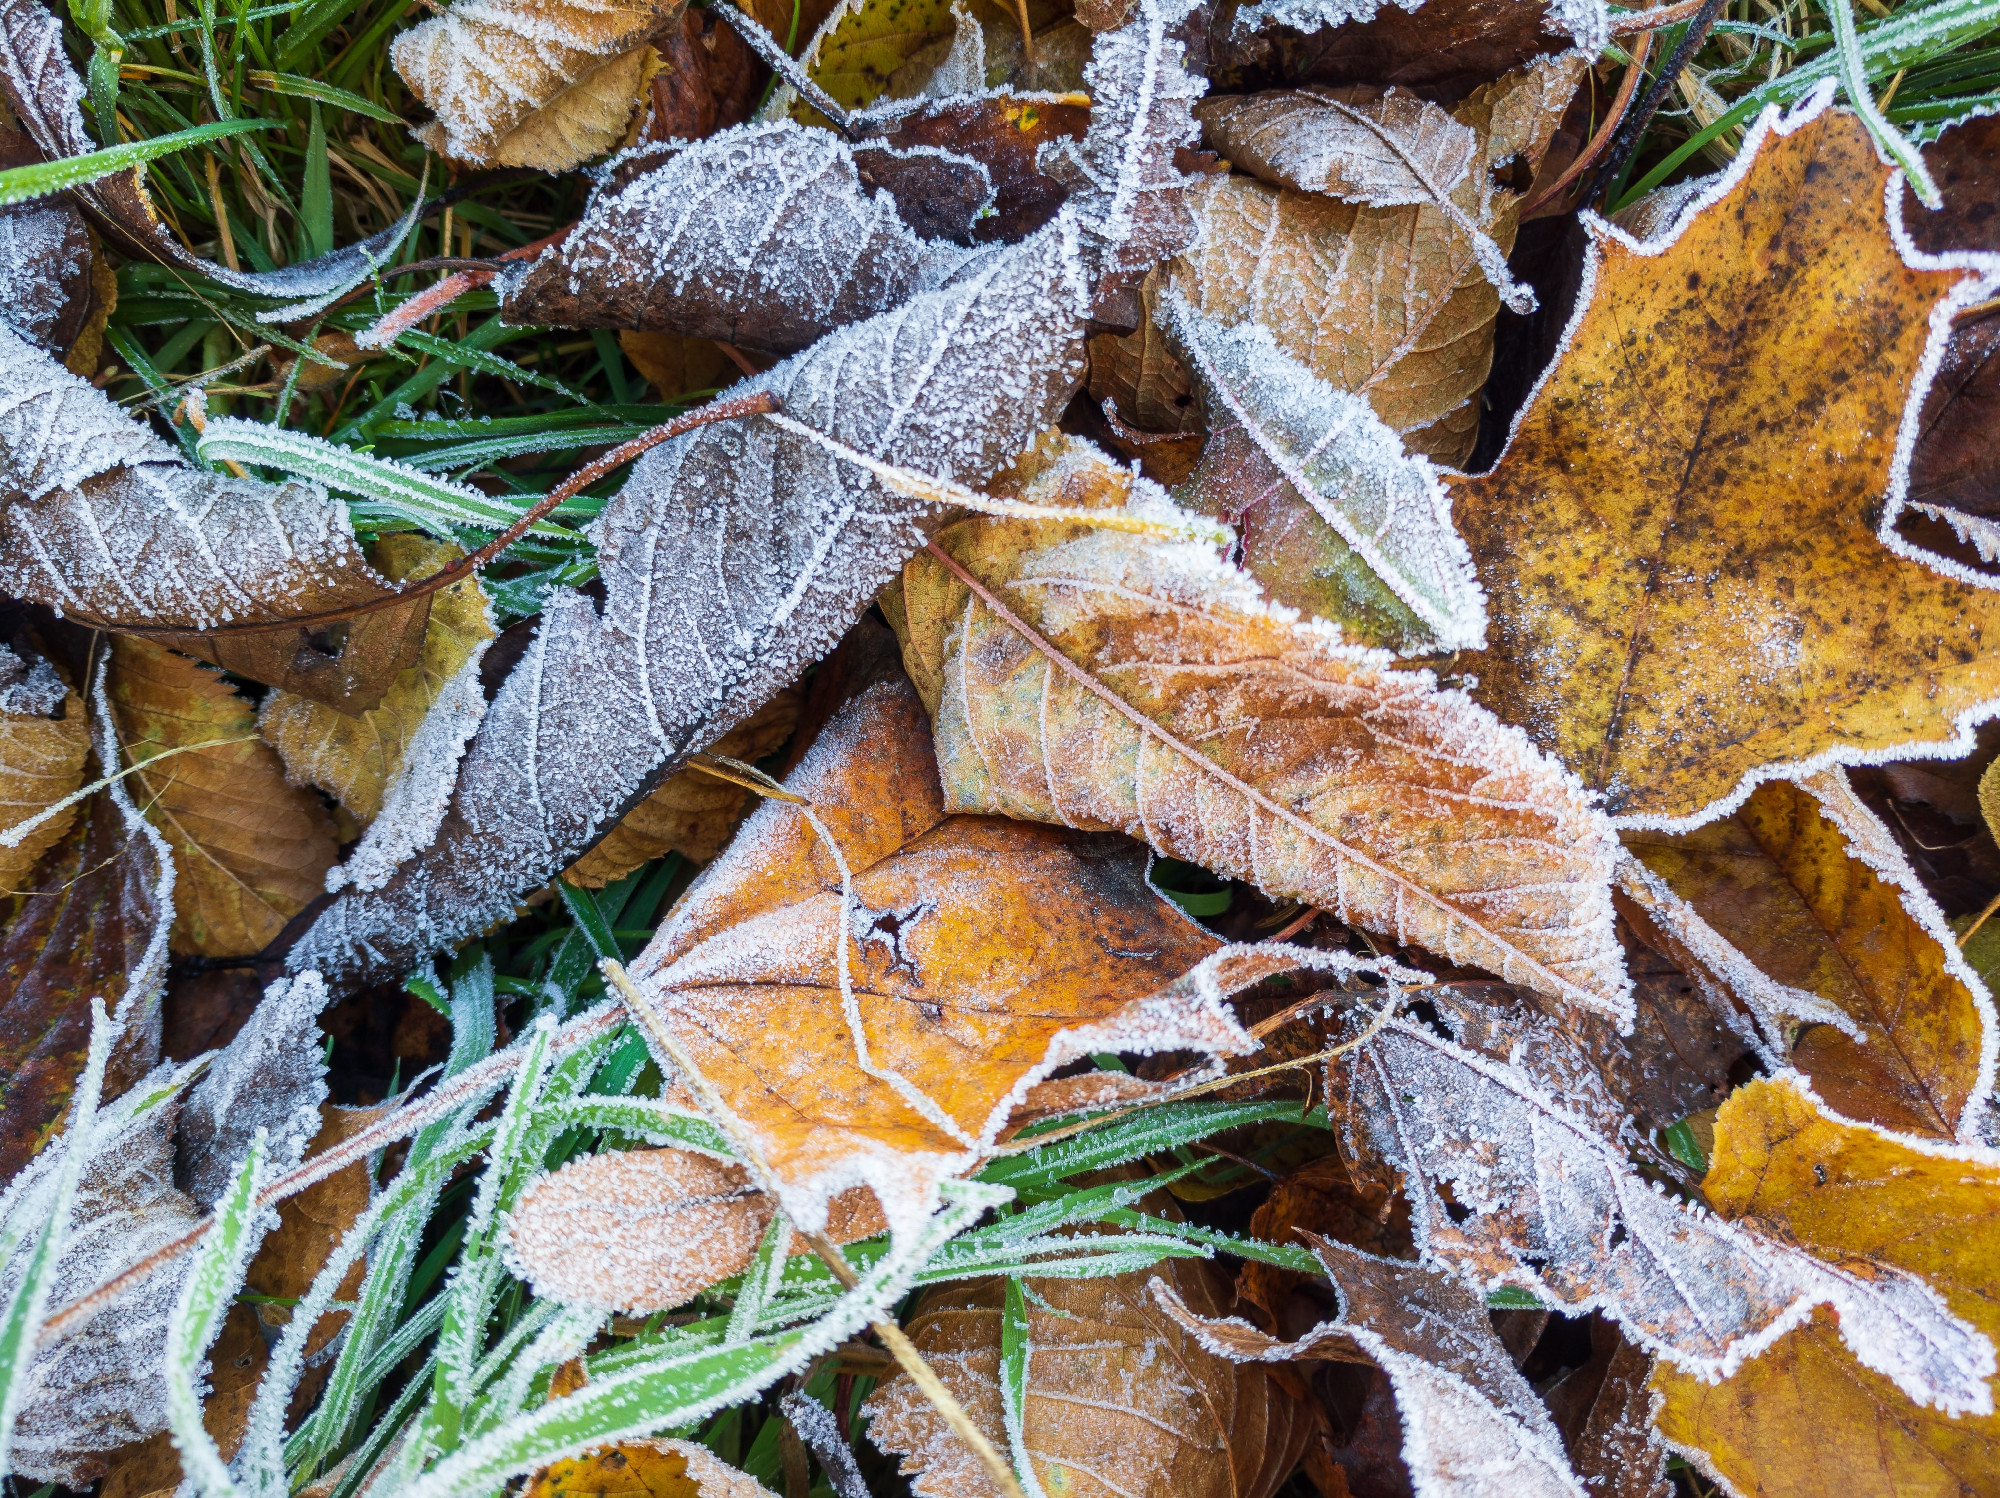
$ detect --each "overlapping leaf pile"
[3,0,2000,1494]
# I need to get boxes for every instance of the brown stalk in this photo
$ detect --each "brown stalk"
[1520,29,1655,219]
[1607,0,1710,32]
[351,224,572,346]
[97,392,780,642]
[598,959,1030,1498]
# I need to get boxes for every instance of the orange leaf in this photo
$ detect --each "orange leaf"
[524,1438,775,1498]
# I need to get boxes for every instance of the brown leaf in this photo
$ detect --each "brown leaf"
[96,1303,270,1498]
[504,1145,886,1313]
[1624,772,1996,1141]
[176,972,331,1206]
[617,330,742,402]
[1455,99,2000,825]
[1652,1077,2000,1498]
[108,637,337,957]
[1195,85,1478,207]
[525,1437,777,1498]
[392,0,689,168]
[855,93,1090,243]
[0,643,89,894]
[638,5,762,143]
[0,784,169,1184]
[564,688,800,887]
[1540,1324,1669,1498]
[865,1257,1311,1498]
[887,435,1630,1016]
[259,534,497,826]
[0,123,113,376]
[622,660,1243,1236]
[1238,1155,1410,1338]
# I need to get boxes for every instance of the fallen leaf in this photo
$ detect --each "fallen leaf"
[95,1302,270,1498]
[1131,52,1582,464]
[617,330,742,401]
[0,327,428,714]
[854,92,1090,243]
[0,642,89,894]
[1625,772,1998,1141]
[1456,96,2000,826]
[1653,1076,2000,1498]
[175,972,330,1206]
[1541,1322,1670,1498]
[1196,84,1476,205]
[1158,285,1486,653]
[504,1144,886,1313]
[0,124,113,376]
[1154,1236,1590,1498]
[886,435,1629,1016]
[525,1437,777,1498]
[786,0,1077,117]
[865,1255,1311,1498]
[259,535,497,826]
[564,687,800,887]
[1238,1154,1409,1339]
[1329,1002,1995,1412]
[637,5,762,144]
[108,636,338,958]
[622,660,1248,1238]
[391,0,689,168]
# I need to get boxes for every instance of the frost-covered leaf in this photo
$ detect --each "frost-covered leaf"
[854,92,1089,242]
[1158,286,1486,653]
[865,1255,1311,1498]
[504,1145,885,1313]
[1654,1077,2000,1498]
[1153,1238,1589,1498]
[0,151,109,376]
[2,1066,205,1484]
[289,217,1087,987]
[1555,1328,1671,1498]
[1458,96,2000,826]
[497,121,986,355]
[390,0,685,169]
[1625,772,1997,1141]
[0,0,420,318]
[778,0,1080,119]
[0,642,87,894]
[525,1437,779,1498]
[1148,52,1582,464]
[259,535,497,826]
[1196,84,1475,206]
[174,972,330,1207]
[0,327,430,714]
[107,637,337,958]
[621,661,1247,1241]
[564,687,800,887]
[1330,1004,1996,1413]
[885,436,1629,1017]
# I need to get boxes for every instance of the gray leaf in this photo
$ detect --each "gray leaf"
[176,972,331,1208]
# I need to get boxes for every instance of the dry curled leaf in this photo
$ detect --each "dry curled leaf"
[886,435,1629,1017]
[108,637,337,958]
[1330,1003,1995,1413]
[259,535,497,827]
[623,661,1246,1238]
[1653,1076,2000,1498]
[1625,772,1998,1142]
[865,1255,1310,1498]
[0,327,427,714]
[0,643,88,893]
[0,124,112,377]
[564,688,800,887]
[1155,1236,1590,1498]
[525,1437,777,1498]
[505,1145,885,1313]
[1458,95,2000,826]
[392,0,688,168]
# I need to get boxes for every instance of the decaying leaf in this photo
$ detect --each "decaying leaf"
[1458,94,2000,826]
[391,0,688,168]
[108,637,337,958]
[96,1301,269,1498]
[865,1254,1310,1498]
[0,643,88,893]
[0,327,428,713]
[1124,52,1582,464]
[854,92,1090,243]
[1330,1002,1996,1413]
[886,436,1629,1016]
[1158,286,1486,653]
[622,661,1249,1239]
[525,1437,777,1498]
[1625,772,1998,1141]
[1196,84,1476,205]
[1545,1322,1671,1498]
[783,0,1078,117]
[1154,1236,1589,1498]
[564,688,800,887]
[504,1145,886,1313]
[174,972,330,1207]
[1654,1077,2000,1498]
[637,4,763,144]
[0,127,112,376]
[259,535,497,826]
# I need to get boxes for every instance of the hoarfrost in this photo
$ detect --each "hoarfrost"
[1228,0,1608,54]
[0,200,88,350]
[1197,86,1476,207]
[1333,1008,1997,1413]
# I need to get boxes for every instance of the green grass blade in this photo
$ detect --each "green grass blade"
[999,1277,1044,1498]
[303,102,333,258]
[0,117,274,206]
[980,1098,1313,1198]
[245,69,402,122]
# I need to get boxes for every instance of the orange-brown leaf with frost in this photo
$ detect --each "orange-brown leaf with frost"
[0,646,88,895]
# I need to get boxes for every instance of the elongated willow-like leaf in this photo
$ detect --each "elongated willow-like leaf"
[887,444,1630,1018]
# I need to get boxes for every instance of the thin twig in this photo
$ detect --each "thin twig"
[0,735,262,849]
[718,2,857,137]
[598,960,1029,1498]
[352,225,571,347]
[1959,889,2000,948]
[1520,30,1654,218]
[1579,0,1727,211]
